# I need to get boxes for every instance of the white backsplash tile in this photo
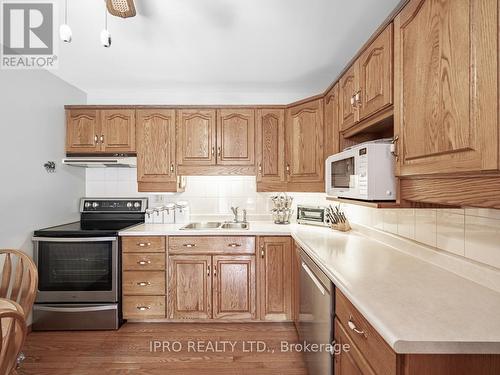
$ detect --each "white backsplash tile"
[465,216,500,269]
[436,211,465,256]
[414,209,437,247]
[86,168,500,270]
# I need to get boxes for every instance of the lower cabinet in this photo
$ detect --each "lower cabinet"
[258,236,293,321]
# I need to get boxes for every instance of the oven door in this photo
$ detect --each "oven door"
[326,150,357,197]
[32,237,118,303]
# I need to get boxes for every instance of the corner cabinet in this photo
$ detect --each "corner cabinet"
[256,109,286,190]
[324,84,340,157]
[136,109,184,192]
[285,99,325,189]
[66,108,135,154]
[394,0,498,176]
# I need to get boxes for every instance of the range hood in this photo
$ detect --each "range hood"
[62,156,137,168]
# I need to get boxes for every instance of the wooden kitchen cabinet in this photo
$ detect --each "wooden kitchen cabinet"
[176,109,217,166]
[339,64,358,132]
[213,255,256,320]
[167,255,212,320]
[394,0,498,176]
[285,98,324,188]
[136,109,184,192]
[66,109,101,153]
[66,108,136,154]
[324,84,340,157]
[217,109,255,165]
[258,237,292,321]
[256,109,286,190]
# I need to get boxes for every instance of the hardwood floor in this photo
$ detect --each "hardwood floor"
[20,322,308,375]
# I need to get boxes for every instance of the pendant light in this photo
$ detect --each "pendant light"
[100,4,112,48]
[59,0,72,43]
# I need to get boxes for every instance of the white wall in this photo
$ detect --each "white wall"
[0,70,87,257]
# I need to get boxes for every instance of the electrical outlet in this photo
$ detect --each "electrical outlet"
[152,195,165,204]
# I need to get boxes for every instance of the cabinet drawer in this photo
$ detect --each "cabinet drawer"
[123,271,165,295]
[123,296,165,319]
[122,236,165,253]
[168,236,255,254]
[123,253,165,271]
[335,289,396,375]
[334,318,376,375]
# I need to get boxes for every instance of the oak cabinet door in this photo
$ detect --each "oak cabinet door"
[258,237,292,321]
[339,64,358,131]
[167,255,212,320]
[285,99,324,183]
[394,0,498,176]
[256,109,285,183]
[66,109,100,153]
[100,109,136,153]
[177,109,217,166]
[358,24,393,121]
[136,109,176,183]
[213,255,256,320]
[324,84,340,157]
[217,109,255,165]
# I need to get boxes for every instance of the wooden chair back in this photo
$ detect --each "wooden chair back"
[0,250,38,317]
[0,305,27,375]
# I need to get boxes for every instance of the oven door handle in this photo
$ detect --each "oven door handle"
[35,305,117,313]
[32,237,117,242]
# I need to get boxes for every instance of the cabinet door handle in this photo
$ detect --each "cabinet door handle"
[350,95,355,107]
[258,164,262,174]
[136,281,151,287]
[213,265,217,277]
[347,315,367,337]
[211,146,215,156]
[94,135,98,144]
[207,265,211,277]
[170,163,174,173]
[391,135,399,160]
[183,243,196,248]
[355,91,361,106]
[137,242,151,247]
[286,164,290,174]
[100,134,104,144]
[227,243,241,248]
[260,245,265,258]
[217,146,221,157]
[137,260,151,265]
[136,305,151,311]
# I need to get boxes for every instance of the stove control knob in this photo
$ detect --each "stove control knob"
[92,202,99,208]
[126,202,133,208]
[84,202,91,208]
[134,202,141,208]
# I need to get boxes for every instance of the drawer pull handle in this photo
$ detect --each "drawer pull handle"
[136,305,151,311]
[137,260,151,265]
[136,281,151,287]
[348,316,366,337]
[183,243,196,248]
[137,242,151,247]
[228,243,241,248]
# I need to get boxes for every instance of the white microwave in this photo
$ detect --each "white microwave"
[325,139,396,201]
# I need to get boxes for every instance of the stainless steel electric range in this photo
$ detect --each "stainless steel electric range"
[32,197,147,331]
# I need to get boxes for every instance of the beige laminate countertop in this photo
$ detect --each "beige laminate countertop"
[120,222,500,354]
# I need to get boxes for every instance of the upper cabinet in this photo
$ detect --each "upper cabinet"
[136,109,181,192]
[339,24,393,133]
[394,0,498,176]
[217,109,255,165]
[66,109,101,153]
[66,108,136,154]
[176,109,217,166]
[286,99,324,187]
[256,109,286,189]
[324,84,340,157]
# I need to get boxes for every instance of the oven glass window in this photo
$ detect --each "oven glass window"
[331,157,354,188]
[38,241,113,291]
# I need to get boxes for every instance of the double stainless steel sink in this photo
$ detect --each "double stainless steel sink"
[180,221,249,230]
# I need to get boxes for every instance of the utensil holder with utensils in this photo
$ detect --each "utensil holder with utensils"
[270,193,294,224]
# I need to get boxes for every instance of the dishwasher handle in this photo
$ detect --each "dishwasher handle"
[301,261,326,295]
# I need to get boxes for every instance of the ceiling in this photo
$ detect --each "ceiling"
[52,0,401,103]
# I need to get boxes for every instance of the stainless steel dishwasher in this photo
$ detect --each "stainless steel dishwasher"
[297,247,333,375]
